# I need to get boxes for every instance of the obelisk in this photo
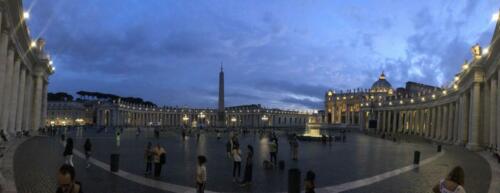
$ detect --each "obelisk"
[217,64,226,128]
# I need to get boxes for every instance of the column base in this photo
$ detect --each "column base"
[466,143,482,151]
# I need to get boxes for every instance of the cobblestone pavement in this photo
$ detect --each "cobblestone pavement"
[343,145,491,193]
[12,128,492,193]
[14,136,170,193]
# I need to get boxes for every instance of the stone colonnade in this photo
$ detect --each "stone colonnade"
[95,103,309,128]
[360,41,500,150]
[0,1,53,135]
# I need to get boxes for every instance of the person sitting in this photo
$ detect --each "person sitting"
[432,166,466,193]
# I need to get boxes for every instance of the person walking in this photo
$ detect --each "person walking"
[144,142,153,175]
[115,131,121,147]
[432,166,466,193]
[153,144,166,177]
[196,156,207,193]
[232,144,242,182]
[240,145,254,186]
[56,164,83,193]
[63,138,74,167]
[269,139,277,165]
[84,139,92,168]
[304,170,316,193]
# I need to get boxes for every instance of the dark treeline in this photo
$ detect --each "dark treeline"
[48,91,157,107]
[48,92,74,101]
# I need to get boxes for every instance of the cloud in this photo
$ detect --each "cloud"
[23,0,500,110]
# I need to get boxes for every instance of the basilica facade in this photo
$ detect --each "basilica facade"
[326,15,500,151]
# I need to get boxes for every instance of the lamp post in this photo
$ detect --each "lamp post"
[182,115,189,128]
[231,117,237,128]
[198,112,206,129]
[261,115,269,129]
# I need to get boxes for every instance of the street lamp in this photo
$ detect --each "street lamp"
[231,117,237,128]
[182,115,189,128]
[261,115,269,128]
[198,112,206,129]
[23,11,30,20]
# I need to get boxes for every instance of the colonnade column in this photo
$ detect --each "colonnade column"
[0,30,8,129]
[467,82,481,150]
[32,74,44,130]
[8,59,21,132]
[454,101,460,143]
[497,71,500,149]
[41,82,48,128]
[382,110,387,132]
[447,103,454,143]
[15,68,26,132]
[430,107,436,138]
[490,78,497,149]
[22,74,33,130]
[392,110,397,133]
[436,106,442,140]
[404,111,409,133]
[442,105,448,141]
[408,111,413,134]
[376,111,381,132]
[1,49,14,133]
[400,112,404,133]
[422,108,430,137]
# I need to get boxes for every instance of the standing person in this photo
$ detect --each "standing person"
[144,142,153,175]
[216,130,221,140]
[154,128,160,139]
[115,131,121,147]
[304,170,316,193]
[135,128,141,138]
[84,139,92,168]
[196,156,207,193]
[269,139,277,165]
[63,138,74,166]
[289,135,299,160]
[432,166,466,193]
[240,145,254,186]
[226,140,232,158]
[153,144,166,177]
[56,164,83,193]
[232,144,242,182]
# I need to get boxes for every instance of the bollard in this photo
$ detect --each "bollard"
[437,145,442,152]
[110,154,120,172]
[288,168,301,193]
[413,151,420,165]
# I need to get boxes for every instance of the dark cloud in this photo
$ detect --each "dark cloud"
[23,0,500,109]
[280,97,322,109]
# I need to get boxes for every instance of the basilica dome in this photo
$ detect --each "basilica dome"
[371,72,392,93]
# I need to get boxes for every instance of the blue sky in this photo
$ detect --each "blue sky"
[24,0,500,110]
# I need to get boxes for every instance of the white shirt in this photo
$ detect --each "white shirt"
[232,149,241,162]
[196,165,207,183]
[439,179,466,193]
